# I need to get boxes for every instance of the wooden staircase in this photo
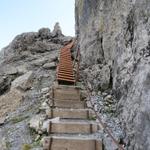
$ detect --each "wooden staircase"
[42,41,102,150]
[43,84,102,150]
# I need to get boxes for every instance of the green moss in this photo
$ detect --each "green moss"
[22,144,31,150]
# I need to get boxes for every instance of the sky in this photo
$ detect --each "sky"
[0,0,75,50]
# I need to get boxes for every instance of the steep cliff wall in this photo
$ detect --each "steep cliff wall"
[75,0,150,149]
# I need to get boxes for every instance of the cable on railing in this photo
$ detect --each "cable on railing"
[74,46,125,150]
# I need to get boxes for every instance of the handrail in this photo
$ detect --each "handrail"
[83,80,125,150]
[74,46,124,150]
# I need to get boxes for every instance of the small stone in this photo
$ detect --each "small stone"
[86,101,92,108]
[80,90,88,100]
[43,62,56,69]
[38,130,43,135]
[98,91,102,95]
[41,119,51,132]
[102,92,108,97]
[32,58,48,66]
[29,115,46,132]
[4,67,18,75]
[106,95,112,100]
[35,135,41,142]
[40,101,50,110]
[16,65,28,74]
[94,105,98,112]
[91,91,96,96]
[44,93,49,99]
[41,87,49,94]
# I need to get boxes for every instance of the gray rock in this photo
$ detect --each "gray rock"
[4,67,18,75]
[52,22,63,37]
[16,65,28,74]
[43,62,56,69]
[84,64,110,90]
[11,71,33,91]
[31,58,48,66]
[104,95,112,101]
[41,87,49,94]
[59,36,73,45]
[29,114,46,132]
[38,28,51,39]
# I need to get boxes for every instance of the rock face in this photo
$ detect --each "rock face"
[75,0,150,149]
[0,23,73,150]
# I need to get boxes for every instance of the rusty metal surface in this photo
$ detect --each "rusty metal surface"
[57,41,75,85]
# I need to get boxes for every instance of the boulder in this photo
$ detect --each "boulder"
[29,114,46,132]
[31,57,48,66]
[52,22,63,37]
[16,65,28,74]
[4,67,18,75]
[11,71,33,91]
[38,28,51,39]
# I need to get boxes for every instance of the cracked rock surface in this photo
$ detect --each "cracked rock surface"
[75,0,150,149]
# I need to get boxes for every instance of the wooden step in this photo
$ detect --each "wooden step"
[43,135,102,150]
[48,119,100,134]
[46,108,95,119]
[53,86,80,101]
[53,99,86,109]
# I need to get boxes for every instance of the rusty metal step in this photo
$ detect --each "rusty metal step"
[59,61,73,65]
[58,66,73,70]
[57,75,74,80]
[58,73,74,77]
[57,78,75,83]
[57,41,75,85]
[58,74,74,78]
[58,68,73,72]
[58,69,74,73]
